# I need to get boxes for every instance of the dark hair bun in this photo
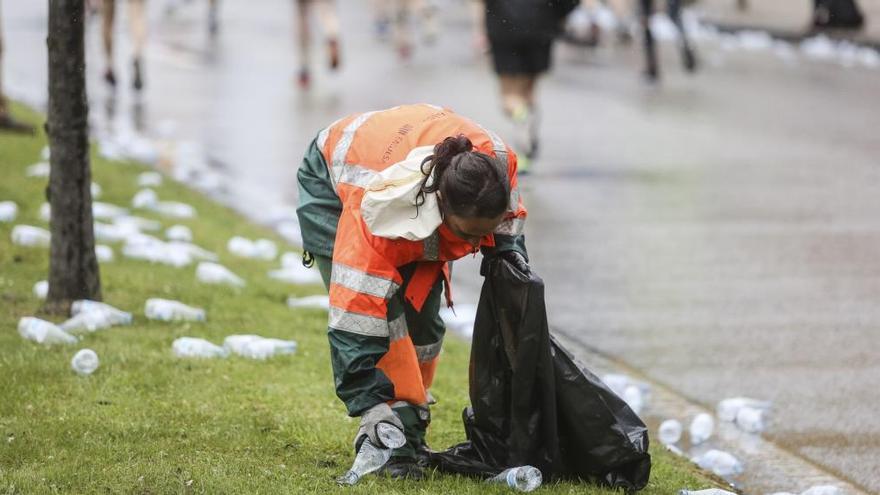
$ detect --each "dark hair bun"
[433,135,473,164]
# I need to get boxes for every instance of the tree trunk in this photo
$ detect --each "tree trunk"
[45,0,101,313]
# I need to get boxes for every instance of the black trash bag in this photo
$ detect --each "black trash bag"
[429,257,651,491]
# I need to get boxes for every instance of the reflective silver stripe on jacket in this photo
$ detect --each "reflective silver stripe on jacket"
[415,340,443,362]
[331,262,399,299]
[508,185,520,213]
[494,216,525,236]
[423,230,440,261]
[336,163,376,188]
[328,306,388,337]
[388,314,408,341]
[330,111,378,188]
[316,117,343,152]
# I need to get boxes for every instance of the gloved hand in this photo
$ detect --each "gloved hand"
[354,403,405,451]
[500,250,530,276]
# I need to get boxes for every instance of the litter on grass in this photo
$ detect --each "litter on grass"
[0,201,17,222]
[33,280,48,299]
[228,236,277,260]
[18,317,77,345]
[145,298,206,322]
[95,244,114,263]
[287,295,330,311]
[196,262,245,287]
[71,349,100,375]
[11,225,50,247]
[165,224,193,242]
[223,334,298,360]
[172,337,228,358]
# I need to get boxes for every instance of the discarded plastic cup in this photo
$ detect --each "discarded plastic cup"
[689,413,714,445]
[337,423,406,486]
[71,349,100,375]
[488,466,543,492]
[658,419,683,445]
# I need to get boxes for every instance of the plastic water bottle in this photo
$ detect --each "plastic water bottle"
[679,489,738,495]
[18,317,77,345]
[658,419,683,445]
[623,385,644,414]
[286,295,330,311]
[717,397,771,422]
[337,423,406,486]
[691,449,743,477]
[223,335,297,360]
[735,406,766,433]
[132,188,159,209]
[689,413,714,445]
[165,225,193,242]
[800,486,842,495]
[60,310,117,333]
[71,349,100,375]
[196,262,245,287]
[155,201,196,219]
[172,337,228,358]
[95,244,114,263]
[71,300,133,325]
[137,171,163,187]
[145,299,206,322]
[11,225,51,247]
[488,466,543,492]
[0,201,18,222]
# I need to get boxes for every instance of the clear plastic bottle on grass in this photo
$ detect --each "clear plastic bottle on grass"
[488,466,543,492]
[679,489,738,495]
[337,423,406,486]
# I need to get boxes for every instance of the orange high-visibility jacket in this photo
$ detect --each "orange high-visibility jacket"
[299,104,527,414]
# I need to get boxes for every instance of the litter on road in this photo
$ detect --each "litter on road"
[145,298,206,322]
[689,413,714,445]
[18,317,77,345]
[172,337,228,358]
[691,449,743,477]
[71,349,99,376]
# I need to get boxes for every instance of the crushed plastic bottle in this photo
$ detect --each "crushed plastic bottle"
[18,317,77,345]
[801,485,842,495]
[689,413,714,445]
[735,406,766,433]
[137,171,163,187]
[196,262,245,287]
[691,449,743,477]
[95,244,114,263]
[337,423,406,486]
[71,300,133,324]
[717,397,771,422]
[287,295,330,311]
[228,236,277,260]
[488,466,543,492]
[679,489,738,495]
[11,225,51,247]
[33,280,48,299]
[172,337,228,358]
[165,225,193,242]
[658,419,683,445]
[71,349,100,375]
[0,201,18,222]
[92,202,129,220]
[223,335,297,360]
[145,298,206,322]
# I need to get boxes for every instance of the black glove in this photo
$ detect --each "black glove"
[500,250,530,276]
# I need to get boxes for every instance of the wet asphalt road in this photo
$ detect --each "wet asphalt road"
[4,0,880,492]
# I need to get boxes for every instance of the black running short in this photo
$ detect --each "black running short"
[489,39,553,76]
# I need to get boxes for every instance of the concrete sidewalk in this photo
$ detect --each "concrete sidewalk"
[693,0,880,47]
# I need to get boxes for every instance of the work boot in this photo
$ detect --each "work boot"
[132,58,144,91]
[379,457,425,480]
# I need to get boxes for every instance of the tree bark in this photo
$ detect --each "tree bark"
[45,0,101,312]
